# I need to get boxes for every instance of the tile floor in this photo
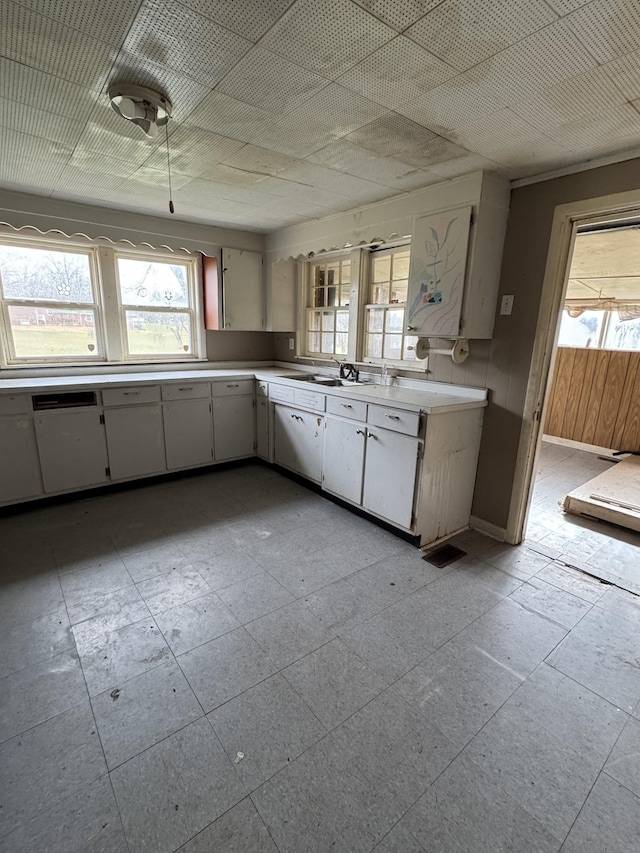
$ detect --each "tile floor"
[1,454,640,852]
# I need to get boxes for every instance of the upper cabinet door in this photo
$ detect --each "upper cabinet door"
[406,206,472,339]
[222,248,264,331]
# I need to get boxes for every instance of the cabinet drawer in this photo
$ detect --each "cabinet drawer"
[161,383,211,401]
[269,383,295,404]
[367,405,420,436]
[0,394,31,415]
[256,380,268,397]
[211,379,254,397]
[102,385,161,406]
[326,396,367,422]
[294,388,326,411]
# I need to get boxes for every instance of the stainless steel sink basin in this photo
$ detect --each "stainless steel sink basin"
[278,374,363,387]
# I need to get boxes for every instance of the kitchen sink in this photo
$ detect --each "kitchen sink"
[278,374,363,386]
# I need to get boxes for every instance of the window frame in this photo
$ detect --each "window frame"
[303,255,352,360]
[0,231,204,369]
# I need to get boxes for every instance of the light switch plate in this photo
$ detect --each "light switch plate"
[500,295,514,315]
[288,337,295,350]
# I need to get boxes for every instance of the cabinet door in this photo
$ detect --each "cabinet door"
[213,395,255,461]
[163,399,213,470]
[221,248,264,330]
[256,396,270,460]
[0,416,42,503]
[35,409,109,493]
[362,428,419,529]
[323,417,365,504]
[104,405,166,481]
[274,406,323,483]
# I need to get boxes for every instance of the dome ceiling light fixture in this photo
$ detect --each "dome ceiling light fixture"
[108,83,175,214]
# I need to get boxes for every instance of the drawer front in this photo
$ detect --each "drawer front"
[326,395,367,422]
[161,382,211,401]
[294,388,326,411]
[211,379,254,397]
[256,380,268,397]
[269,383,295,404]
[0,394,31,415]
[102,385,161,406]
[367,404,420,436]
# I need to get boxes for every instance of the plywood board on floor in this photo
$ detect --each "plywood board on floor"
[563,456,640,533]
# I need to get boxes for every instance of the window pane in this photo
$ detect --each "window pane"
[8,305,98,357]
[117,258,189,309]
[384,335,402,360]
[604,312,640,351]
[390,282,407,304]
[392,252,410,280]
[313,287,325,307]
[307,332,320,352]
[365,333,383,358]
[315,267,325,287]
[340,261,351,284]
[321,333,334,353]
[336,333,348,354]
[321,311,335,331]
[404,335,418,360]
[373,255,391,283]
[557,309,604,347]
[0,244,93,303]
[125,311,192,355]
[385,308,404,332]
[308,310,321,331]
[336,310,349,331]
[339,284,350,306]
[368,308,384,332]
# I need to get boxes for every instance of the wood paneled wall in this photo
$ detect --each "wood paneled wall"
[544,347,640,451]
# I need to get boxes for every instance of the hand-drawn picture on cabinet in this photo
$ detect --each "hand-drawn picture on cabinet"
[406,206,472,338]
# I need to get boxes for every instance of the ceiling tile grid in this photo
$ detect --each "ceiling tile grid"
[1,1,117,90]
[215,46,329,115]
[0,96,85,148]
[603,48,640,101]
[406,0,558,72]
[307,138,434,190]
[345,114,437,158]
[234,111,341,159]
[259,0,397,79]
[336,36,459,111]
[122,0,252,89]
[565,0,640,64]
[74,101,162,165]
[219,145,302,179]
[15,0,142,47]
[142,124,246,177]
[547,103,640,149]
[0,128,72,193]
[351,0,442,32]
[67,148,143,179]
[544,0,592,14]
[52,165,129,196]
[286,84,389,139]
[395,136,471,170]
[184,90,273,141]
[0,58,100,123]
[397,74,504,135]
[176,0,294,42]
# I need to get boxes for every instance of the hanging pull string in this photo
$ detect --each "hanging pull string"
[165,119,174,214]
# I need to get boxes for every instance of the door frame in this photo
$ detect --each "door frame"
[505,188,640,545]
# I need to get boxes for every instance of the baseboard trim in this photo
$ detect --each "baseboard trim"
[469,515,507,542]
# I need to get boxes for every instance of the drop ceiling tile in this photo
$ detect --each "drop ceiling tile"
[345,114,436,157]
[68,148,142,178]
[185,90,272,141]
[108,51,211,124]
[260,0,396,79]
[395,135,471,169]
[407,0,558,71]
[398,74,503,135]
[258,197,340,219]
[352,0,442,32]
[603,48,640,101]
[544,0,591,13]
[445,108,551,154]
[262,182,353,211]
[127,166,194,190]
[466,19,598,105]
[220,145,302,177]
[123,0,252,88]
[0,97,85,147]
[337,36,458,110]
[75,100,159,164]
[0,57,99,122]
[17,0,142,46]
[307,139,429,188]
[142,124,245,177]
[174,185,257,216]
[191,163,269,187]
[430,153,501,178]
[565,0,640,63]
[239,113,340,158]
[0,128,72,192]
[286,84,389,138]
[52,165,127,196]
[216,46,328,114]
[177,0,293,41]
[548,103,640,149]
[267,163,392,199]
[183,183,280,207]
[1,1,116,89]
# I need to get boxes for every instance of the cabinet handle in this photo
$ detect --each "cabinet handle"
[178,386,194,391]
[356,429,365,436]
[341,403,352,409]
[407,325,416,331]
[385,414,400,421]
[367,432,377,440]
[226,383,240,388]
[123,391,140,396]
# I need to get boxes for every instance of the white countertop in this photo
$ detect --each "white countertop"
[0,366,487,415]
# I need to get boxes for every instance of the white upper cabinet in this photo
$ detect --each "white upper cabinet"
[267,258,297,332]
[221,248,264,331]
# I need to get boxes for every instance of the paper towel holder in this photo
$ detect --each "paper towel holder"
[410,337,470,364]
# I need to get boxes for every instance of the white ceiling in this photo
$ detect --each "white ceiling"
[1,0,640,232]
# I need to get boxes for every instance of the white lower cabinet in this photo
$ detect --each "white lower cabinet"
[322,417,366,504]
[274,405,324,483]
[104,405,166,481]
[256,396,270,460]
[163,399,213,470]
[0,415,42,502]
[34,409,109,493]
[362,427,419,529]
[213,395,255,461]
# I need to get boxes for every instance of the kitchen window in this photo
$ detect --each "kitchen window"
[305,258,351,357]
[363,246,417,364]
[0,233,201,367]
